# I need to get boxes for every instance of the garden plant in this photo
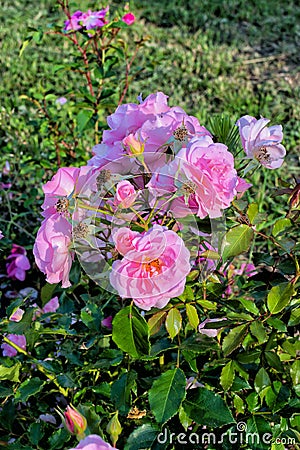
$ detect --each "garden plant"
[0,1,299,450]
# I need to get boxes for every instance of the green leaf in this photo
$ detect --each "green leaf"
[267,283,294,315]
[233,394,245,414]
[220,361,235,391]
[196,299,217,310]
[250,321,268,344]
[111,371,137,415]
[186,304,199,330]
[0,363,21,382]
[124,424,160,450]
[15,378,45,402]
[246,416,272,450]
[149,368,186,424]
[148,311,166,336]
[247,203,259,223]
[178,405,193,431]
[112,305,150,358]
[165,308,182,339]
[41,282,58,306]
[19,38,32,56]
[0,385,13,398]
[221,224,254,260]
[222,324,249,356]
[288,307,300,326]
[264,351,284,372]
[254,368,271,393]
[290,360,300,394]
[272,218,292,237]
[239,298,260,315]
[76,109,94,133]
[183,387,235,427]
[266,317,287,332]
[28,422,44,446]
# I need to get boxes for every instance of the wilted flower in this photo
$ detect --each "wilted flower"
[68,434,117,450]
[64,405,87,437]
[236,115,286,169]
[122,13,135,25]
[6,244,30,281]
[198,318,226,337]
[1,334,26,357]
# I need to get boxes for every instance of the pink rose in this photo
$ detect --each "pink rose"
[6,244,30,281]
[64,11,83,31]
[81,7,109,30]
[110,225,191,310]
[112,228,140,256]
[236,115,286,169]
[1,334,26,357]
[33,214,74,288]
[122,12,135,25]
[114,180,137,208]
[68,434,117,450]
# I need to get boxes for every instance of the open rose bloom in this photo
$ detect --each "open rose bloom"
[68,434,117,450]
[33,91,285,311]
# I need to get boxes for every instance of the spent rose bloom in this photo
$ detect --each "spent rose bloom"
[114,180,137,208]
[110,225,191,310]
[64,405,87,436]
[6,244,30,281]
[122,12,135,25]
[198,318,226,338]
[33,214,74,288]
[236,115,286,169]
[68,434,117,450]
[1,334,26,357]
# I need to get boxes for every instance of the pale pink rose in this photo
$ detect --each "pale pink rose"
[114,180,137,208]
[68,434,117,450]
[6,244,30,281]
[236,115,286,169]
[112,228,140,256]
[33,214,74,288]
[1,334,26,357]
[110,225,191,310]
[122,12,135,25]
[198,318,226,337]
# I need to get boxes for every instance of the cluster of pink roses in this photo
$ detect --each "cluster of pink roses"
[33,91,286,311]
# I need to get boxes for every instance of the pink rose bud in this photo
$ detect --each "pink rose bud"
[114,180,137,208]
[64,405,87,437]
[122,12,135,25]
[122,134,144,155]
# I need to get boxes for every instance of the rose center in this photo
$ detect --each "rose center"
[255,146,271,163]
[182,181,197,194]
[55,197,69,213]
[143,258,162,276]
[173,124,188,141]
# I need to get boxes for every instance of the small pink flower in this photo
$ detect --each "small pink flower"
[68,434,117,450]
[6,244,30,281]
[10,308,25,322]
[122,12,135,25]
[110,225,191,310]
[33,214,74,288]
[198,318,226,338]
[101,316,113,329]
[1,334,26,357]
[114,180,137,208]
[236,115,286,169]
[64,11,83,31]
[42,296,59,314]
[81,7,109,30]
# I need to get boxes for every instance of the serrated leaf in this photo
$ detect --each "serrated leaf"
[112,305,150,358]
[267,283,294,315]
[76,109,93,133]
[196,299,217,310]
[186,304,199,330]
[221,224,254,260]
[111,371,137,415]
[233,394,244,414]
[272,218,292,237]
[165,308,182,339]
[148,311,166,336]
[15,378,45,402]
[220,361,235,391]
[183,387,235,427]
[250,321,268,344]
[124,424,160,450]
[222,324,249,356]
[0,363,21,382]
[239,298,259,315]
[264,351,283,372]
[254,368,271,393]
[266,317,287,332]
[149,368,186,424]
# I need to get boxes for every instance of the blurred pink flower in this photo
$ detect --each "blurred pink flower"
[236,115,286,169]
[56,97,68,106]
[6,244,30,281]
[0,230,3,239]
[64,11,83,31]
[10,308,25,322]
[114,180,137,208]
[81,7,109,30]
[122,13,135,25]
[1,334,26,357]
[33,214,74,288]
[198,318,226,338]
[68,434,117,450]
[101,316,113,329]
[42,296,59,313]
[110,225,191,310]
